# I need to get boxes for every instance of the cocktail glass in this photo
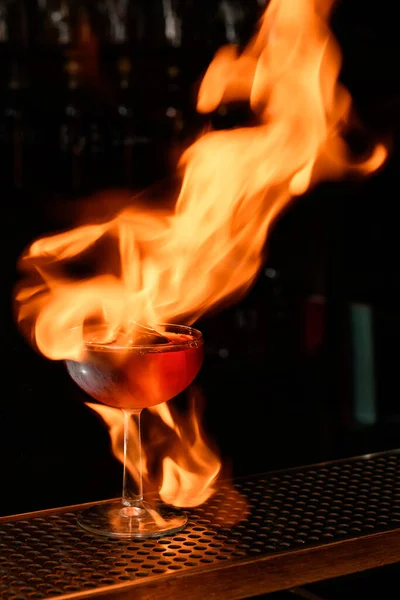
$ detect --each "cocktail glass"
[65,323,204,538]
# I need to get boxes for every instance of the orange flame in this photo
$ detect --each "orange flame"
[16,0,387,507]
[17,0,386,362]
[154,398,221,507]
[87,387,221,508]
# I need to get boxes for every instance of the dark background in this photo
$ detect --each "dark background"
[1,0,400,521]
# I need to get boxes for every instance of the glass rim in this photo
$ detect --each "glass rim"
[72,323,203,353]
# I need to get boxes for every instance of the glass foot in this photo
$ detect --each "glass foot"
[77,500,188,539]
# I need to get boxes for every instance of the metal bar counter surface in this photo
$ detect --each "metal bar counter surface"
[1,450,400,600]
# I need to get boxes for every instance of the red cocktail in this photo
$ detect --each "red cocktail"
[65,323,204,539]
[66,329,203,410]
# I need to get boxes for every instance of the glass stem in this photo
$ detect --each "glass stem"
[122,409,143,507]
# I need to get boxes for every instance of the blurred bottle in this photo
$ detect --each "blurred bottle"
[0,61,25,191]
[35,0,76,46]
[31,0,79,106]
[96,0,131,45]
[0,2,53,198]
[216,0,245,45]
[54,58,85,194]
[108,55,135,187]
[0,3,6,44]
[0,0,27,190]
[0,0,28,48]
[82,85,109,194]
[213,0,262,47]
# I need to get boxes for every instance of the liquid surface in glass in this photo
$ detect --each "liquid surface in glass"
[66,331,204,409]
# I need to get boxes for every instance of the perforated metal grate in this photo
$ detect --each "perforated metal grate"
[1,451,400,600]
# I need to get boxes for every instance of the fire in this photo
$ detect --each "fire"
[87,387,221,508]
[16,0,387,507]
[155,398,221,507]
